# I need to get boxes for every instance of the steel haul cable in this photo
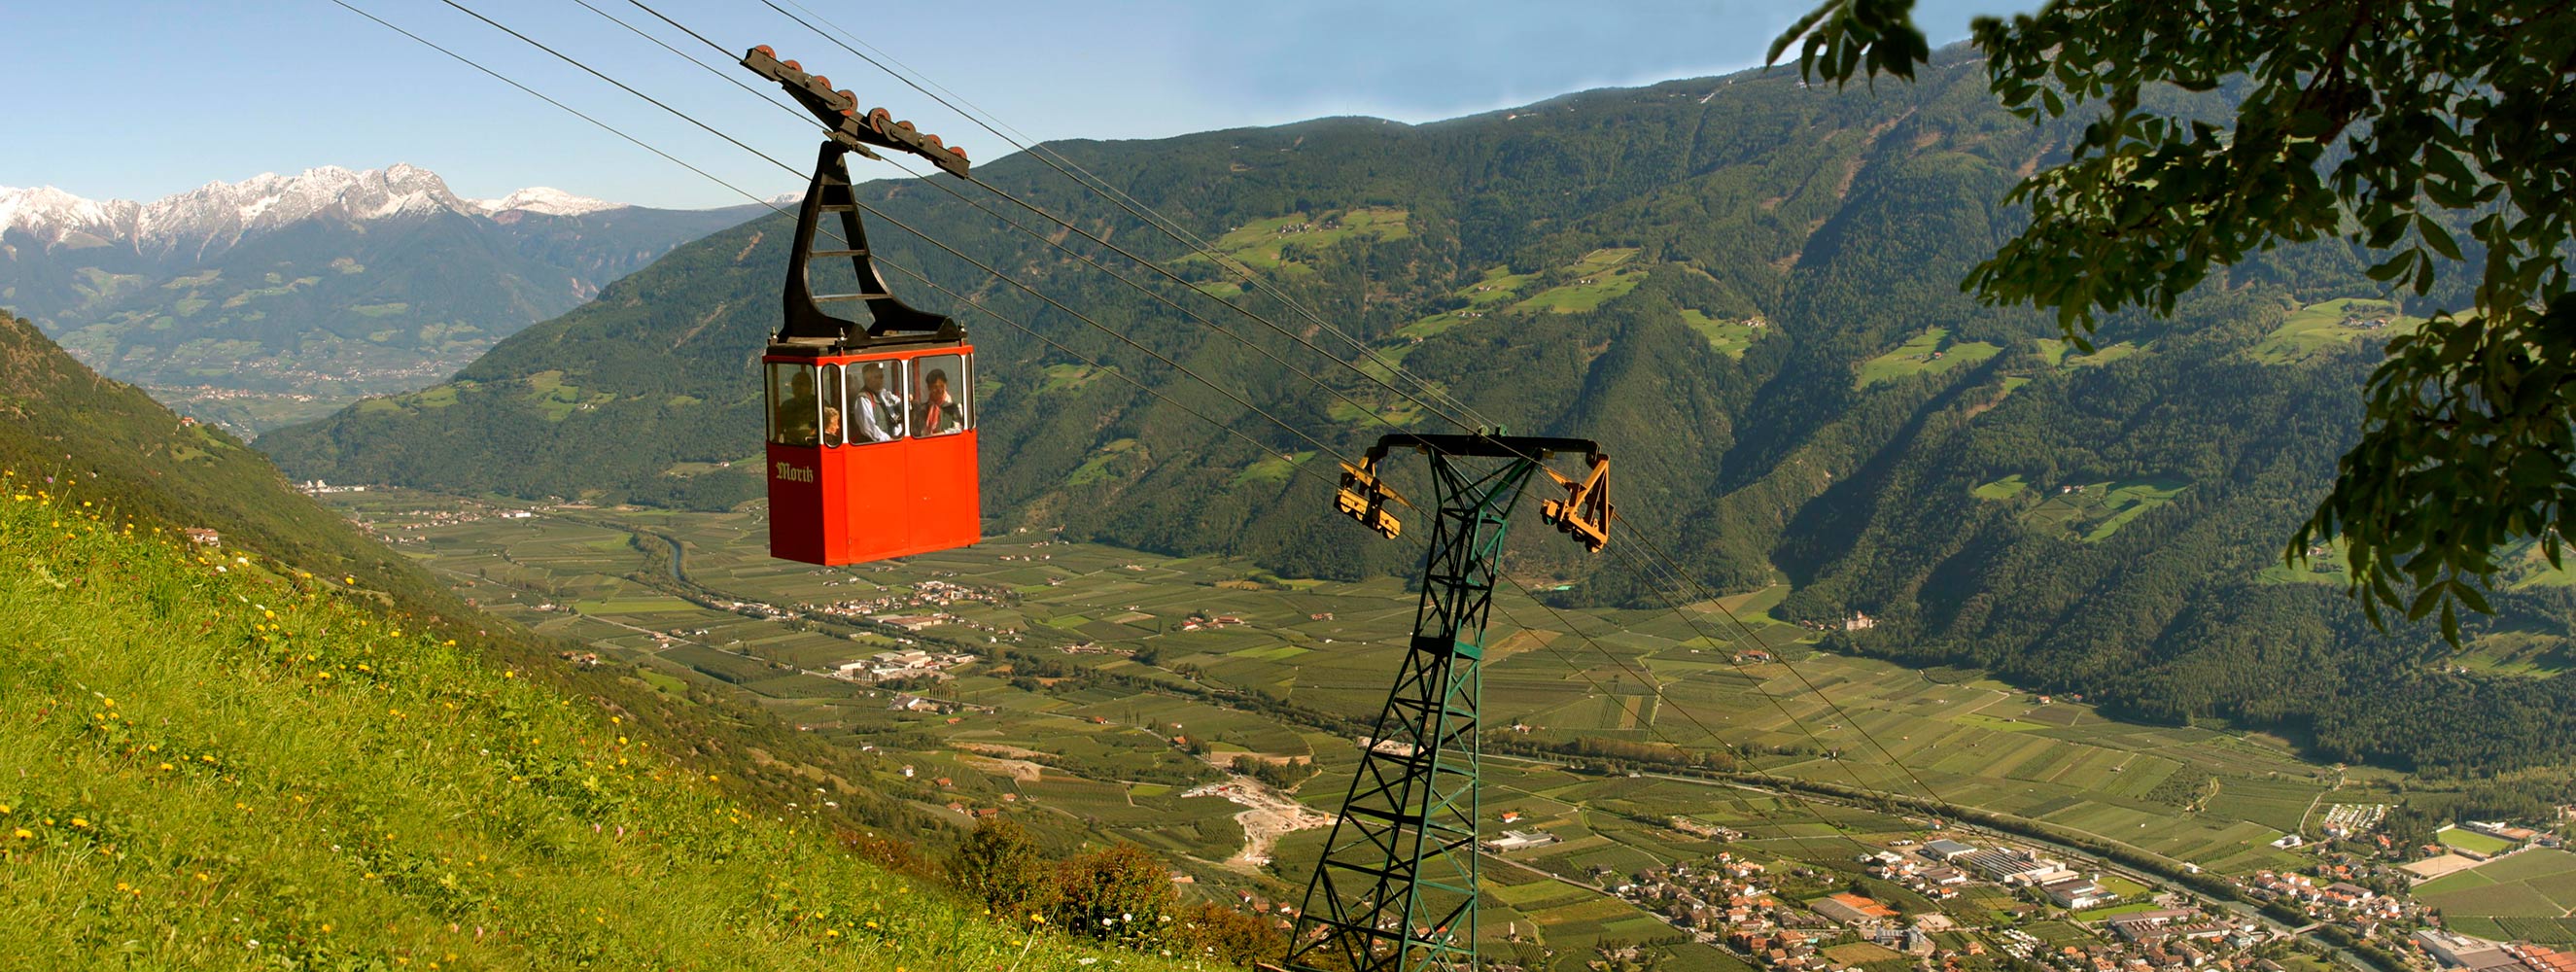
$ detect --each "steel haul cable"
[630,0,1481,437]
[735,0,1496,431]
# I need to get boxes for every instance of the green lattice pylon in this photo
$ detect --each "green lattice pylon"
[1288,433,1611,972]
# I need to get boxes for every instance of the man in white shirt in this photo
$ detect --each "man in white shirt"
[852,363,903,442]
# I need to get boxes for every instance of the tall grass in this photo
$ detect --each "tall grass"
[0,472,1202,970]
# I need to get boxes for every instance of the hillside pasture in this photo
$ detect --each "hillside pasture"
[1971,474,2030,500]
[1512,249,1647,314]
[1856,327,2002,389]
[2248,297,2422,364]
[1181,206,1411,278]
[2019,477,2190,542]
[2035,337,2145,368]
[1680,309,1767,358]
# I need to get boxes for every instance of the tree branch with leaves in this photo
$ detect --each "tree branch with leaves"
[1774,0,2576,640]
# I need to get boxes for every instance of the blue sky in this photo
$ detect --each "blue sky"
[2,0,2027,209]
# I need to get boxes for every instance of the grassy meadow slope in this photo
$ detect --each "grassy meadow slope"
[0,308,966,843]
[0,309,460,614]
[0,484,1180,970]
[0,309,1204,967]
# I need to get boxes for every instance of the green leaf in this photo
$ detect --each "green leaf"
[2419,216,2464,262]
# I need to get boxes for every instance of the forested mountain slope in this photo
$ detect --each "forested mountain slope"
[260,49,2570,773]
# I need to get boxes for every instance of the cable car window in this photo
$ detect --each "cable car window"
[767,361,821,446]
[849,359,906,444]
[912,353,970,437]
[818,364,846,447]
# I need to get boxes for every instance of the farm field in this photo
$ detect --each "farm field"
[2018,477,2191,543]
[1680,309,1767,359]
[2034,337,2145,368]
[1397,248,1648,342]
[2248,297,2422,364]
[2417,850,2576,945]
[1856,327,2002,388]
[1971,474,2030,501]
[1511,248,1647,313]
[1180,206,1410,295]
[331,488,2398,961]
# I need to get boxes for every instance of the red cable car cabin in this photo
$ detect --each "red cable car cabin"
[763,139,978,565]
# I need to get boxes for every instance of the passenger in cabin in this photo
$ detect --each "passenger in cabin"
[853,364,902,442]
[774,369,819,445]
[819,405,844,447]
[915,367,964,436]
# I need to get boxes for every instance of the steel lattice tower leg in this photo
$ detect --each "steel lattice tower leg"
[1287,454,1539,972]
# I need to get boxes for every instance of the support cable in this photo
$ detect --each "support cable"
[574,0,1412,448]
[434,0,1359,477]
[740,0,1497,430]
[644,0,1481,434]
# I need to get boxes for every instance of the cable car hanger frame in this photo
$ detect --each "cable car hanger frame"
[745,45,971,353]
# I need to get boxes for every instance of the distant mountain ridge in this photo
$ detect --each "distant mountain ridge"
[0,164,763,434]
[0,164,618,259]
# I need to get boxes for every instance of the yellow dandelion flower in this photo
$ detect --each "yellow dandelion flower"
[11,829,30,839]
[157,763,173,771]
[69,817,88,828]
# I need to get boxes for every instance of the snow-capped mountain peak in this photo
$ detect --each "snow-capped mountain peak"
[473,187,624,218]
[0,186,139,244]
[0,165,630,258]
